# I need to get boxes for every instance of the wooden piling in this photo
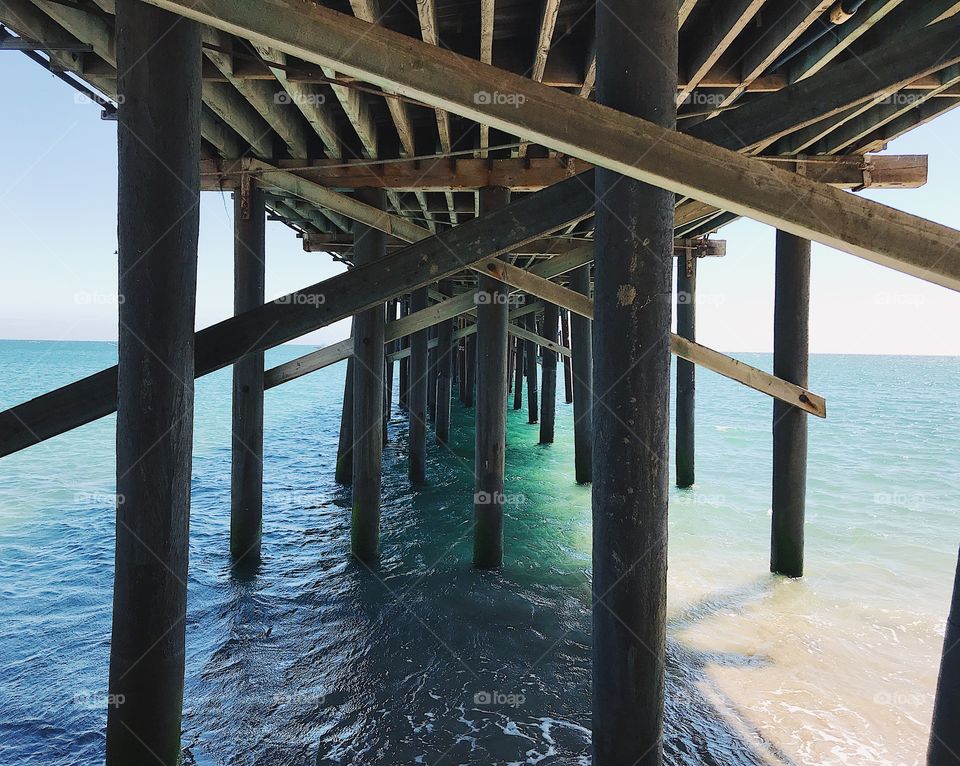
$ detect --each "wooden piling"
[351,188,386,561]
[771,230,810,578]
[335,353,354,484]
[561,308,574,404]
[524,311,539,424]
[408,287,429,483]
[427,321,438,421]
[539,302,559,444]
[385,298,396,433]
[399,296,409,411]
[675,254,696,488]
[230,185,266,566]
[592,0,676,759]
[513,323,524,410]
[464,333,476,407]
[106,2,201,763]
[569,265,593,484]
[473,186,511,569]
[929,547,960,764]
[435,279,454,445]
[458,333,467,403]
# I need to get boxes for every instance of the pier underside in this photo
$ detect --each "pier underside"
[2,0,960,763]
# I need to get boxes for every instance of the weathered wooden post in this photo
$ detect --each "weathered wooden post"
[351,188,386,561]
[929,547,960,764]
[464,333,476,407]
[513,320,524,410]
[399,296,410,411]
[408,287,429,483]
[561,308,573,404]
[473,187,511,568]
[592,0,676,760]
[435,279,454,445]
[675,253,696,488]
[230,184,265,566]
[524,311,539,424]
[458,332,467,403]
[385,298,397,428]
[540,302,559,444]
[570,265,593,484]
[106,2,200,763]
[427,320,438,421]
[771,230,810,578]
[335,352,354,485]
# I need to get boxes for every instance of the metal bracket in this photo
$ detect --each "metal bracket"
[853,157,874,192]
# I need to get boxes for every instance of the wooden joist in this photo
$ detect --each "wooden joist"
[787,0,905,82]
[145,0,960,290]
[689,13,960,152]
[677,0,765,106]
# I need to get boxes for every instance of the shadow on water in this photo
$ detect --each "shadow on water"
[665,579,800,766]
[180,458,803,765]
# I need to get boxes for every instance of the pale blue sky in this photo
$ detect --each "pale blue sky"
[2,52,959,353]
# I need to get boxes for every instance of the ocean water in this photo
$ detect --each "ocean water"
[0,339,957,765]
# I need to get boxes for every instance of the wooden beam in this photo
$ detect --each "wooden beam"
[264,248,592,388]
[266,250,823,419]
[0,172,595,458]
[485,264,827,417]
[200,154,926,192]
[143,0,960,290]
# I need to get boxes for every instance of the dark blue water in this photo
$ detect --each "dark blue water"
[1,340,958,764]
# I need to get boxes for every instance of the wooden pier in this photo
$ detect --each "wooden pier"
[1,0,959,762]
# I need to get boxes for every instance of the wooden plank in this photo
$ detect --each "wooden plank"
[142,0,960,289]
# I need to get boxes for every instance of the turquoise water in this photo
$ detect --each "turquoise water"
[0,339,957,765]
